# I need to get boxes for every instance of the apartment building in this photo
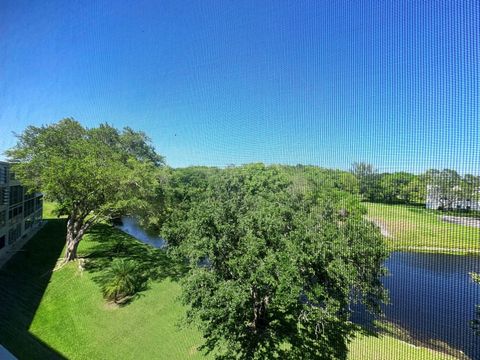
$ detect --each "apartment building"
[0,161,43,265]
[426,184,480,211]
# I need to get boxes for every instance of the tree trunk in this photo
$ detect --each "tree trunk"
[250,287,269,334]
[64,239,80,261]
[63,213,92,262]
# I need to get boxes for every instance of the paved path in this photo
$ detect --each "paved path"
[395,246,480,254]
[365,217,391,237]
[441,215,480,228]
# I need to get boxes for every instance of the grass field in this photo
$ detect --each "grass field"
[0,203,454,359]
[366,202,480,253]
[348,333,455,360]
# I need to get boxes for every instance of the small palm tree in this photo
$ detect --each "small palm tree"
[101,259,143,304]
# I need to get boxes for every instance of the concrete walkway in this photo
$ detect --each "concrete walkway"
[441,215,480,228]
[0,345,17,360]
[365,217,391,237]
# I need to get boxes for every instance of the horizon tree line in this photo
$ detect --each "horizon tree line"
[350,162,480,210]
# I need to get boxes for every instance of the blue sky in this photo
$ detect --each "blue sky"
[0,1,478,174]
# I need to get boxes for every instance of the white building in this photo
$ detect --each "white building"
[426,184,480,211]
[0,162,44,267]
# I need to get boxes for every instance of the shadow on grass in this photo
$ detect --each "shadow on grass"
[352,311,469,360]
[350,308,382,339]
[83,223,186,304]
[377,320,469,360]
[0,218,67,360]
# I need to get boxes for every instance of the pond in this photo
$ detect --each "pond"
[117,218,480,358]
[381,252,480,359]
[117,217,166,249]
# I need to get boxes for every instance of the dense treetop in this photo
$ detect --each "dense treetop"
[161,164,388,359]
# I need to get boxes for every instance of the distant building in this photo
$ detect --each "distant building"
[0,162,44,266]
[426,184,480,211]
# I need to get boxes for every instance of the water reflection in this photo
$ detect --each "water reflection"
[116,217,166,249]
[355,252,480,359]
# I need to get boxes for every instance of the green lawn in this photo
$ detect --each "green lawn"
[366,202,480,253]
[0,203,454,359]
[348,333,455,360]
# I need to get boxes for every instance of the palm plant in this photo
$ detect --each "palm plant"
[101,258,143,304]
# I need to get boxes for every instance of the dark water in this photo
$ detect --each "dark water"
[118,218,480,358]
[117,216,166,248]
[356,252,480,359]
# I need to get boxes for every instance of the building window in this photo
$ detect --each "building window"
[0,235,5,249]
[24,199,35,216]
[0,167,7,185]
[8,205,23,220]
[35,195,43,210]
[0,210,5,227]
[8,224,21,245]
[9,186,23,206]
[24,217,33,230]
[0,187,6,205]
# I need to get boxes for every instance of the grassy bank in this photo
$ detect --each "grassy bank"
[0,203,454,359]
[0,204,205,360]
[366,202,480,253]
[348,332,455,360]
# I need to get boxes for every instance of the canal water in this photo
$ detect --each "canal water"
[117,216,166,249]
[380,252,480,359]
[118,217,480,358]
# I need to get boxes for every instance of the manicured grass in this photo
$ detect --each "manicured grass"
[30,268,205,360]
[0,203,455,359]
[0,206,67,359]
[0,204,205,360]
[366,202,480,253]
[348,333,455,360]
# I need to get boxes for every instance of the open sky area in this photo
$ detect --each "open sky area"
[0,0,478,174]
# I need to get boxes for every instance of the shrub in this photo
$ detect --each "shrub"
[101,259,145,304]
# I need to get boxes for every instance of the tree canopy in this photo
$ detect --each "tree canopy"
[350,162,381,202]
[6,119,164,261]
[378,172,425,204]
[161,164,388,359]
[425,169,480,210]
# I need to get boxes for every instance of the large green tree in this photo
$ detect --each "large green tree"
[424,169,464,210]
[378,172,424,204]
[162,164,388,359]
[6,119,164,262]
[462,174,480,203]
[402,175,427,204]
[350,162,381,201]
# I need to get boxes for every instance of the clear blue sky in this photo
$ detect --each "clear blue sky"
[0,1,478,174]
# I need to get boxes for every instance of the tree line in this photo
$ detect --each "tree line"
[350,162,480,208]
